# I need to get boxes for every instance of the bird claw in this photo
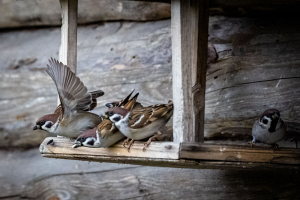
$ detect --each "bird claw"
[123,138,130,147]
[142,135,158,152]
[290,136,299,148]
[272,144,279,150]
[127,139,134,152]
[248,141,255,148]
[143,142,150,152]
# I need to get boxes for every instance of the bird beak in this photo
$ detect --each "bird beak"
[33,125,40,130]
[105,103,112,108]
[105,115,109,119]
[72,140,81,148]
[272,113,279,119]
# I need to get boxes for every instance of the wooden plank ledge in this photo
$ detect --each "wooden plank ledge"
[180,142,300,165]
[40,137,179,160]
[40,137,300,169]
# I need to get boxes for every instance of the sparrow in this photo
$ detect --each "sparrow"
[33,58,104,138]
[105,92,173,151]
[72,90,139,148]
[72,118,125,148]
[251,109,286,148]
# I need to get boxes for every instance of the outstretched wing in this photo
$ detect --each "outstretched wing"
[87,90,105,111]
[46,58,101,116]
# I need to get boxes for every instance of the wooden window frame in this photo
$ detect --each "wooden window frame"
[40,0,300,170]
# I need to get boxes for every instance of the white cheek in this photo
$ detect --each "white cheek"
[263,116,272,129]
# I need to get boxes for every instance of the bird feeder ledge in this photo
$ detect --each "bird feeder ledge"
[40,137,300,169]
[39,0,300,170]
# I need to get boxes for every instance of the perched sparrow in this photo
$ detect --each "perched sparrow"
[33,58,104,138]
[105,92,173,151]
[251,109,286,148]
[72,118,125,148]
[72,90,139,148]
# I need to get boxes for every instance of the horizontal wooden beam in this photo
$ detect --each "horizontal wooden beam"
[40,137,300,169]
[40,137,179,160]
[180,142,300,165]
[127,0,300,6]
[126,0,171,3]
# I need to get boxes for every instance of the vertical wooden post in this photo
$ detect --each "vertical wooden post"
[59,0,78,74]
[171,0,209,143]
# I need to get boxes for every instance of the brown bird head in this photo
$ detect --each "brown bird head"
[105,89,136,109]
[73,127,97,148]
[105,107,130,123]
[33,113,58,131]
[105,101,120,108]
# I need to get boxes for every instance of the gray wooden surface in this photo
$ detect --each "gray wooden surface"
[171,0,209,143]
[39,137,300,169]
[1,15,300,148]
[1,148,300,200]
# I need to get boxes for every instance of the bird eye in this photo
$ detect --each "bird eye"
[109,111,114,116]
[113,116,121,122]
[40,121,45,125]
[263,119,268,124]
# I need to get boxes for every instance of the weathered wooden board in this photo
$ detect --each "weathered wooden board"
[2,148,300,199]
[180,142,300,165]
[20,162,300,200]
[171,0,209,143]
[40,137,300,169]
[40,137,179,159]
[0,0,171,29]
[0,148,138,198]
[59,0,78,72]
[1,16,300,148]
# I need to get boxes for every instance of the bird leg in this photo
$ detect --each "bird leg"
[127,139,135,152]
[272,143,279,150]
[290,136,299,148]
[143,133,160,152]
[123,138,130,147]
[248,137,256,148]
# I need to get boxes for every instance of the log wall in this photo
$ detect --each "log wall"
[1,14,300,148]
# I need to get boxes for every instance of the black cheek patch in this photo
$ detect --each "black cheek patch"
[113,116,121,122]
[46,123,53,128]
[263,119,268,124]
[269,118,279,132]
[87,140,94,146]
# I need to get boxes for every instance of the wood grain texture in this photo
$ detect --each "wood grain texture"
[59,0,78,73]
[128,0,171,3]
[40,137,179,159]
[40,137,300,169]
[171,0,193,143]
[2,148,300,199]
[171,0,209,143]
[180,142,300,165]
[1,17,300,148]
[190,0,209,143]
[20,163,300,200]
